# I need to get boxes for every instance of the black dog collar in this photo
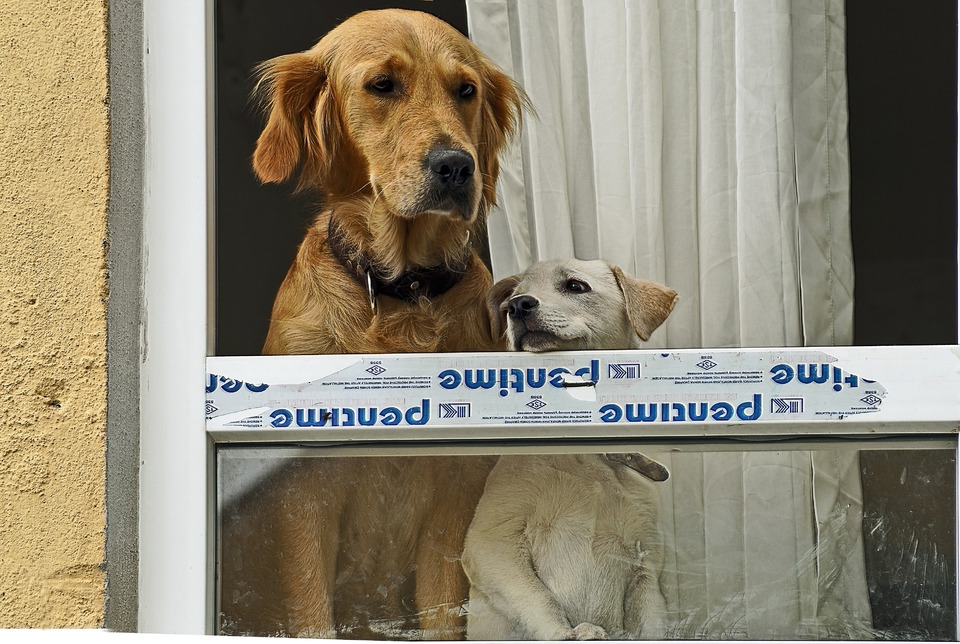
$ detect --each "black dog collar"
[326,215,470,312]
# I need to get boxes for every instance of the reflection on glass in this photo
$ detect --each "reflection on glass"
[217,444,955,640]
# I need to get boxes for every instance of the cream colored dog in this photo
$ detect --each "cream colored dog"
[486,258,677,352]
[462,259,677,640]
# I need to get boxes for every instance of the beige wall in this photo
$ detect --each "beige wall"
[0,1,109,628]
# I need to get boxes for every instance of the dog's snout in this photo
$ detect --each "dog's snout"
[507,294,539,319]
[427,148,475,187]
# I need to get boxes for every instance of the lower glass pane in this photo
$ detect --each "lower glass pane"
[216,440,956,640]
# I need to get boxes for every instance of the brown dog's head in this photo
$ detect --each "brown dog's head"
[252,9,527,225]
[488,259,678,352]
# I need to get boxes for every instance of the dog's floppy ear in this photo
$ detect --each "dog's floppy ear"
[252,51,336,190]
[603,453,670,482]
[486,274,521,344]
[610,265,678,342]
[475,58,531,212]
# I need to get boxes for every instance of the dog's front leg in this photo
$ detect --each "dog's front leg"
[622,546,668,639]
[462,461,587,640]
[415,525,471,640]
[462,529,589,641]
[414,457,498,640]
[273,473,341,638]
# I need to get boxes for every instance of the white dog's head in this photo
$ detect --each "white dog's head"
[487,258,678,352]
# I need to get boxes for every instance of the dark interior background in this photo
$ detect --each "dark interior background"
[215,0,958,356]
[846,3,958,345]
[215,1,470,356]
[214,4,957,638]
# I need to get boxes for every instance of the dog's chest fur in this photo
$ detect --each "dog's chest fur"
[263,221,499,355]
[516,455,661,628]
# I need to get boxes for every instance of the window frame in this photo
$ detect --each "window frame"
[138,0,213,632]
[136,0,960,634]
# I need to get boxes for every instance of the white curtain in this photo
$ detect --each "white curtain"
[467,0,871,638]
[467,0,854,349]
[653,448,872,638]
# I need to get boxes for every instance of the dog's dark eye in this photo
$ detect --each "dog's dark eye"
[458,83,476,99]
[565,278,591,293]
[368,77,396,94]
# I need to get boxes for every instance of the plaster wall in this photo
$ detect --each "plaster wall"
[0,1,109,627]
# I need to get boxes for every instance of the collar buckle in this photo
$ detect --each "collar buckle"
[365,269,378,313]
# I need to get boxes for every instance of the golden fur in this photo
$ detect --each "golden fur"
[254,8,526,355]
[219,9,526,639]
[221,455,499,639]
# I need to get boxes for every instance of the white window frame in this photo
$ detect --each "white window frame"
[139,0,212,633]
[137,0,960,635]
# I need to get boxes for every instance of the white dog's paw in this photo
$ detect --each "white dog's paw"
[635,547,650,565]
[571,622,607,640]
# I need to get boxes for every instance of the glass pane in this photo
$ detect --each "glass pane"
[217,440,956,640]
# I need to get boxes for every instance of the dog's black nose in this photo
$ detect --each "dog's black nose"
[507,295,538,319]
[427,148,475,187]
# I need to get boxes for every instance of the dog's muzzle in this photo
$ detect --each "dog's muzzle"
[506,295,560,351]
[423,147,478,220]
[507,294,538,320]
[427,148,475,188]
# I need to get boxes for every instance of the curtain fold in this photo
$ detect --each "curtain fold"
[468,0,854,349]
[467,1,867,638]
[649,449,871,638]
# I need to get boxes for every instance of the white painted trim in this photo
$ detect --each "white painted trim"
[133,0,960,636]
[954,16,959,635]
[139,0,212,634]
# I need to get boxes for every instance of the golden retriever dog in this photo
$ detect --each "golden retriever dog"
[221,453,499,640]
[256,8,525,355]
[461,259,677,640]
[219,9,526,640]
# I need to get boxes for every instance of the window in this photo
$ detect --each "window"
[136,0,959,638]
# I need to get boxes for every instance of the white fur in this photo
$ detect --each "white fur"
[486,258,678,353]
[462,454,667,640]
[465,258,677,640]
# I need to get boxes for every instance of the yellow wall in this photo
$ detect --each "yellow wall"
[0,1,109,627]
